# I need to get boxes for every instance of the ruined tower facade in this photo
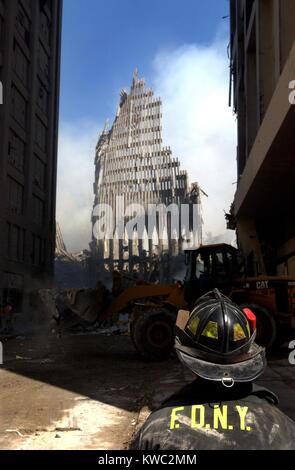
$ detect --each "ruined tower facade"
[91,70,196,274]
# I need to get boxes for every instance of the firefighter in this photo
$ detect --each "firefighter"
[131,289,295,450]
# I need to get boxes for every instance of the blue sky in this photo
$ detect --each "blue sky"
[57,0,236,252]
[60,0,229,124]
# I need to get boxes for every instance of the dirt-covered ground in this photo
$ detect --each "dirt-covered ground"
[0,333,294,449]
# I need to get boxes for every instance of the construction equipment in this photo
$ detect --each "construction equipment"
[129,243,295,358]
[62,276,185,360]
[63,243,295,361]
[128,243,295,359]
[182,244,295,350]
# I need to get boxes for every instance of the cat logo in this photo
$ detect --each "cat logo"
[256,281,269,289]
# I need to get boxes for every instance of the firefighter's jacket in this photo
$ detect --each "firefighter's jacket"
[131,379,295,450]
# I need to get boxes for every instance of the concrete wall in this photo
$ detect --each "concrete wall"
[230,0,295,276]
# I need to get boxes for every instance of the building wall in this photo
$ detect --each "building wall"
[230,0,295,276]
[0,0,62,311]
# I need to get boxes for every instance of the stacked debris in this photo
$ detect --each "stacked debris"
[55,223,91,289]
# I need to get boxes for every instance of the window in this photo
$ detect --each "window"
[0,11,4,44]
[7,223,25,262]
[40,10,50,46]
[225,250,235,275]
[39,0,53,12]
[8,177,24,215]
[8,130,25,172]
[33,195,45,225]
[245,0,255,29]
[22,0,32,13]
[11,85,27,128]
[37,80,48,114]
[38,42,49,78]
[15,4,31,47]
[201,253,213,278]
[195,254,204,280]
[214,250,227,277]
[35,116,47,151]
[32,234,45,266]
[34,155,46,189]
[13,40,29,86]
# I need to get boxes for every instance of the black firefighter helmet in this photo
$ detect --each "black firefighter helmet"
[175,289,266,386]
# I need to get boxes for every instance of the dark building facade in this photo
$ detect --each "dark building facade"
[230,0,295,276]
[0,0,62,313]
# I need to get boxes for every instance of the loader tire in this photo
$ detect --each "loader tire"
[241,304,277,350]
[131,308,176,361]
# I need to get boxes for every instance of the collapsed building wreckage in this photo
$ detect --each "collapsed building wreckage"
[53,222,185,338]
[51,71,206,341]
[55,223,91,289]
[89,70,203,284]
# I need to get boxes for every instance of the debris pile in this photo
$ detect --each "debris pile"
[55,223,91,289]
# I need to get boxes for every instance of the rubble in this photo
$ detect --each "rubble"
[55,223,91,289]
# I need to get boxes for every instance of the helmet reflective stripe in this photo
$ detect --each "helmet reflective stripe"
[246,321,251,337]
[233,323,247,342]
[201,321,218,340]
[187,316,200,336]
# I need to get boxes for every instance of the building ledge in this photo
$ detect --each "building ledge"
[234,42,295,217]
